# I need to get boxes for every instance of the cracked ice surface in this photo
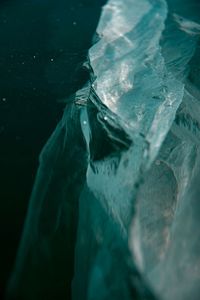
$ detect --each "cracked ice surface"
[6,0,200,300]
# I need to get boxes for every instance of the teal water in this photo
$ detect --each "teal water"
[0,0,105,297]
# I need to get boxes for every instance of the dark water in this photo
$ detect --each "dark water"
[0,0,105,296]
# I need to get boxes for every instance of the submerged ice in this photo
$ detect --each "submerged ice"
[6,0,200,300]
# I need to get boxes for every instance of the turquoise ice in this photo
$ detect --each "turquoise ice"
[6,0,200,299]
